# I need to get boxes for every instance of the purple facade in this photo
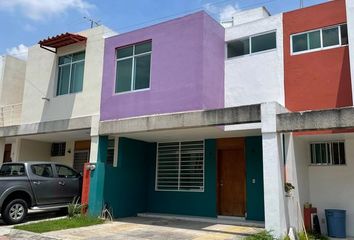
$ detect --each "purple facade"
[100,11,225,120]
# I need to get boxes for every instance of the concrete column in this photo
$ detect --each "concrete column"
[88,136,108,217]
[87,115,108,216]
[0,138,5,164]
[346,0,354,104]
[12,138,21,162]
[261,102,288,237]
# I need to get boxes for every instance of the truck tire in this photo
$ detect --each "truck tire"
[1,199,28,225]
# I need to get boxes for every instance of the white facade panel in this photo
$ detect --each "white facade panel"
[20,26,113,124]
[225,14,284,108]
[232,7,270,26]
[287,134,354,237]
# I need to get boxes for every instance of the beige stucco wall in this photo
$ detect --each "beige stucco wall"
[17,139,51,162]
[21,26,113,124]
[0,55,26,106]
[14,139,86,167]
[50,140,75,167]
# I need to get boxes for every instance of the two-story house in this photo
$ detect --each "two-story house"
[1,0,354,237]
[0,55,26,163]
[0,25,115,174]
[85,0,354,238]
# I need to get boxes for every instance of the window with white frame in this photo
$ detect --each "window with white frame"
[310,141,346,165]
[291,24,348,54]
[115,41,151,93]
[57,51,85,96]
[156,141,204,191]
[227,31,276,58]
[106,138,115,166]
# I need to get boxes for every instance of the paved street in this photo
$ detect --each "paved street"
[1,217,263,240]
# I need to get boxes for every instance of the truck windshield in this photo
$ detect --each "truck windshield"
[0,164,26,177]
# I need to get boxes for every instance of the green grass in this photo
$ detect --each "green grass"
[14,215,105,233]
[245,230,329,240]
[245,231,276,240]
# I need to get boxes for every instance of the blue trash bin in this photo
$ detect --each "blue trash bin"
[325,209,346,238]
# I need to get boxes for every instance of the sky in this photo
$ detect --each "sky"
[1,0,327,59]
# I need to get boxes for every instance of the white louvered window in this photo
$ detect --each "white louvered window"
[310,141,346,165]
[156,141,204,192]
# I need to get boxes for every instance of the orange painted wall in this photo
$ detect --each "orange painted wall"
[283,0,352,112]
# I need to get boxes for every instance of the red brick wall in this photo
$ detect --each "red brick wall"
[283,0,352,111]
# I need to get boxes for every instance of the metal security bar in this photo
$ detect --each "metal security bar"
[156,141,204,192]
[310,141,346,165]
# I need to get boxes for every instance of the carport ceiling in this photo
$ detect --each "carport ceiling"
[8,129,91,142]
[117,125,261,143]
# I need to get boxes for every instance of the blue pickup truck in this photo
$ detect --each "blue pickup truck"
[0,162,82,224]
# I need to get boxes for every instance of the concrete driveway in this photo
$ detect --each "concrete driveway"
[15,216,263,240]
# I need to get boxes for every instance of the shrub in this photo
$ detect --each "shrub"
[298,232,329,240]
[67,197,82,218]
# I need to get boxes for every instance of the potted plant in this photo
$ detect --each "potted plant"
[285,182,295,197]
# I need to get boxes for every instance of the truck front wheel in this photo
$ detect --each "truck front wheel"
[1,199,28,224]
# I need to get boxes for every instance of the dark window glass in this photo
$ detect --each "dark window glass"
[135,42,152,54]
[340,24,348,45]
[293,33,308,53]
[309,31,321,49]
[227,38,250,58]
[70,61,84,93]
[134,55,151,90]
[332,142,340,165]
[322,26,339,47]
[51,142,66,157]
[251,32,276,53]
[117,46,133,59]
[57,65,70,95]
[339,142,346,164]
[57,52,85,96]
[55,165,78,178]
[320,143,327,164]
[59,55,72,65]
[116,59,133,93]
[115,41,152,93]
[0,164,25,177]
[72,51,85,61]
[31,164,53,178]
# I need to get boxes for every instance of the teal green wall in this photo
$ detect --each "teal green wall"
[100,136,264,221]
[245,136,265,221]
[103,137,154,218]
[146,139,217,217]
[88,136,108,217]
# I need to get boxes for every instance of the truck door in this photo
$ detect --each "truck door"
[29,164,64,205]
[54,164,81,203]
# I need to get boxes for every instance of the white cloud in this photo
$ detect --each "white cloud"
[0,0,94,21]
[6,44,28,60]
[204,2,240,21]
